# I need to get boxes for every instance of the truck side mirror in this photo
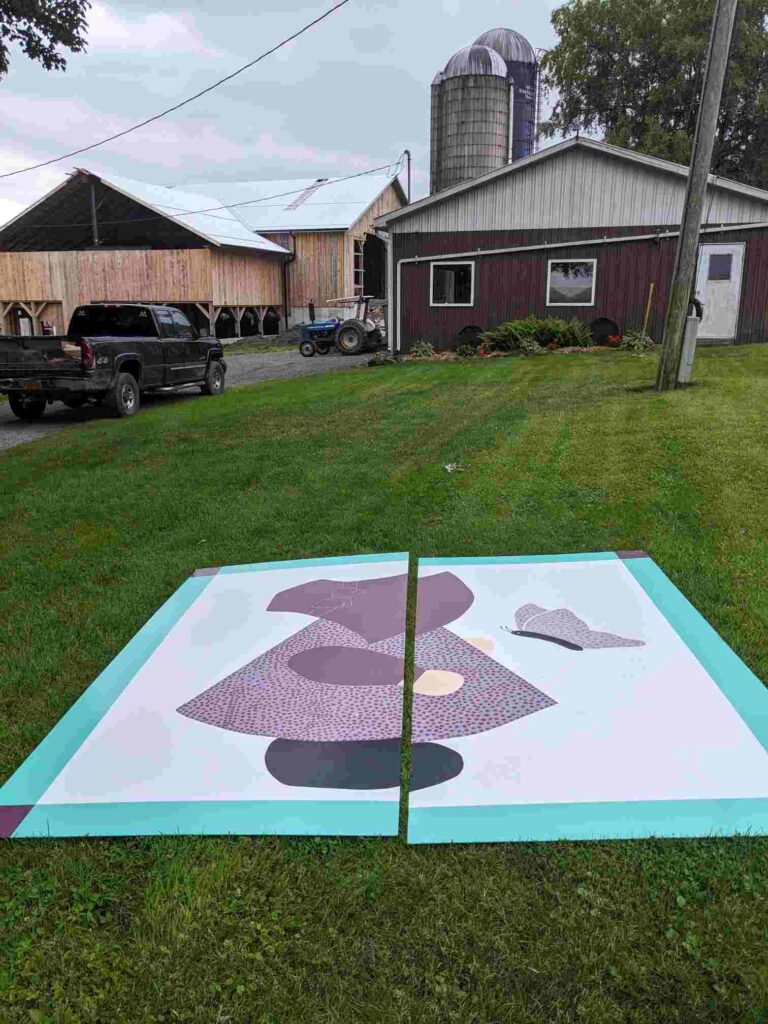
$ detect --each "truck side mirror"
[199,327,210,338]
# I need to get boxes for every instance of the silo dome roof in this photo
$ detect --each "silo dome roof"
[442,44,508,79]
[474,27,537,64]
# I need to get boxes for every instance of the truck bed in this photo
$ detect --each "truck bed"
[0,335,85,378]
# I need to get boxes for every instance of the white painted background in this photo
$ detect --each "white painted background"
[40,559,408,806]
[411,561,768,809]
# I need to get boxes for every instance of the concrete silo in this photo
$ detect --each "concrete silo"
[430,45,511,195]
[474,27,539,162]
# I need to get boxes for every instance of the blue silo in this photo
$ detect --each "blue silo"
[474,27,539,162]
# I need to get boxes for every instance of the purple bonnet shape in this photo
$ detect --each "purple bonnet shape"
[266,571,473,643]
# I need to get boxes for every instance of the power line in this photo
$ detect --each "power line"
[2,160,403,231]
[0,0,353,181]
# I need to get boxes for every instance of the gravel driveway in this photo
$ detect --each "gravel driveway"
[0,350,370,452]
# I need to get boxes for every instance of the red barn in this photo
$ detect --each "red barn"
[375,138,768,352]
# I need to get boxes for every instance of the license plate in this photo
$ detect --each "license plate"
[23,380,42,391]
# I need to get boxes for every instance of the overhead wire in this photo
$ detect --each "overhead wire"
[0,0,353,180]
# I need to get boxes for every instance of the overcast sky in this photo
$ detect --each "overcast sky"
[0,0,562,227]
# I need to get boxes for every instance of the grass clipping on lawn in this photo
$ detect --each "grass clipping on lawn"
[1,346,767,1023]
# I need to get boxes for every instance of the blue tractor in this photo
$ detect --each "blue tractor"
[298,296,384,357]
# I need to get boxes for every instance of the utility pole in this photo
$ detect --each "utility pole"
[656,0,739,392]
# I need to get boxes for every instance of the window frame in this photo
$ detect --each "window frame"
[546,258,598,308]
[170,308,196,339]
[429,260,475,308]
[155,308,176,339]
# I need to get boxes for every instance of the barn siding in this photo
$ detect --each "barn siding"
[391,147,768,233]
[210,249,283,306]
[0,247,284,331]
[393,226,768,351]
[263,231,346,308]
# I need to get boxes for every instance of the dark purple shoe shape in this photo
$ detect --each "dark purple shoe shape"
[265,738,463,791]
[504,604,645,651]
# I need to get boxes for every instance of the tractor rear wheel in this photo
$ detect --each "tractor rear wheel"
[335,320,367,355]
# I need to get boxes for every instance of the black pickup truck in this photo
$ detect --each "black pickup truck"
[0,302,227,420]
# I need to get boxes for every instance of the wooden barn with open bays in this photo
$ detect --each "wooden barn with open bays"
[0,170,290,339]
[375,138,768,353]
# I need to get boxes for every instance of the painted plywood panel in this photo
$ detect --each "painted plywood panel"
[408,554,768,844]
[394,148,768,234]
[1,554,409,839]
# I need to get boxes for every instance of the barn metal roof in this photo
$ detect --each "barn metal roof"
[0,170,291,254]
[374,137,768,227]
[181,174,404,232]
[474,27,537,65]
[93,173,290,252]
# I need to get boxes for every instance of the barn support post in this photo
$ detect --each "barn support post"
[656,0,739,391]
[234,306,243,338]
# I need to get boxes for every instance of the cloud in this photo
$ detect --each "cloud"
[86,3,222,57]
[256,132,388,172]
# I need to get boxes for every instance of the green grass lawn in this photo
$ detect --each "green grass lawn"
[2,347,768,1023]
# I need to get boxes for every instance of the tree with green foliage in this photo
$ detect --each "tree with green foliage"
[541,0,768,187]
[0,0,89,79]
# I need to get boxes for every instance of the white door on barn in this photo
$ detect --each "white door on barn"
[695,243,745,341]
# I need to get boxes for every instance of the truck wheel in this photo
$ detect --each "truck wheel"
[8,393,47,421]
[336,320,367,355]
[201,360,225,396]
[108,372,140,418]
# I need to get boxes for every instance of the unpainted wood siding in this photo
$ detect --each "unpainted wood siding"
[0,248,282,326]
[393,225,768,350]
[346,182,406,291]
[392,147,768,233]
[263,231,346,307]
[211,249,283,306]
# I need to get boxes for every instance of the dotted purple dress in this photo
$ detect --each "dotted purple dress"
[177,572,555,742]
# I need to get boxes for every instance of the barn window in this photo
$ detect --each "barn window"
[354,239,365,296]
[708,253,732,281]
[547,259,597,306]
[431,262,475,306]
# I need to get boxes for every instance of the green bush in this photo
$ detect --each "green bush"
[564,316,594,347]
[455,343,477,358]
[620,328,655,352]
[409,339,436,359]
[478,318,542,354]
[479,314,594,354]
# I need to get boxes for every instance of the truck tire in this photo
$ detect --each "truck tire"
[108,372,140,418]
[8,392,47,421]
[335,320,367,355]
[201,360,225,396]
